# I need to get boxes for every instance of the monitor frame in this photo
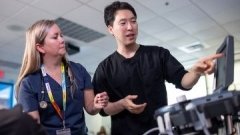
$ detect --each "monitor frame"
[214,35,234,92]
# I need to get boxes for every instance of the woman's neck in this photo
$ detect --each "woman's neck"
[42,56,62,69]
[43,61,61,70]
[43,61,62,85]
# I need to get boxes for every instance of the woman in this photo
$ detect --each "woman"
[16,19,108,135]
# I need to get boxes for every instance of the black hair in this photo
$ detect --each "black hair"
[104,1,137,26]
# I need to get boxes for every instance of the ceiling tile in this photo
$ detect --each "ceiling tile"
[223,19,240,35]
[179,17,217,34]
[13,6,56,25]
[0,17,28,32]
[173,53,197,62]
[137,34,162,45]
[63,5,107,35]
[202,36,227,48]
[87,36,116,51]
[0,0,25,17]
[0,16,5,22]
[0,27,24,45]
[167,36,199,47]
[162,4,208,25]
[123,0,157,23]
[136,0,191,15]
[192,0,240,15]
[86,0,114,12]
[212,7,240,24]
[88,0,157,23]
[192,46,218,58]
[154,27,188,42]
[137,30,162,46]
[139,17,174,35]
[31,0,83,16]
[16,0,36,4]
[75,0,92,3]
[193,26,228,41]
[169,48,184,55]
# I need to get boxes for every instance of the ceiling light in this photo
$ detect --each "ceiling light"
[178,42,206,53]
[7,25,25,32]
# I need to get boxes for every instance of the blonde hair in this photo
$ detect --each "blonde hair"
[15,19,67,99]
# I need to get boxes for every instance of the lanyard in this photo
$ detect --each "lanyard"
[41,63,67,128]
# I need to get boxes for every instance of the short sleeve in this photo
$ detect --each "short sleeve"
[18,77,39,112]
[82,65,93,90]
[69,61,93,90]
[92,63,108,94]
[92,63,110,116]
[163,49,189,90]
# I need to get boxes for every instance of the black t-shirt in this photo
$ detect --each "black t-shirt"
[93,45,188,135]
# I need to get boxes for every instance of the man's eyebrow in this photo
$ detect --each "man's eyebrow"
[119,16,136,22]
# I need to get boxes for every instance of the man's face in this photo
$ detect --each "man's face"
[108,9,138,46]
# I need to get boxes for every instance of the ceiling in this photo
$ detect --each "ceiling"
[0,0,240,80]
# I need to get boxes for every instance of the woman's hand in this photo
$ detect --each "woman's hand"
[94,91,109,109]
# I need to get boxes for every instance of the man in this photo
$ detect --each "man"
[92,1,222,135]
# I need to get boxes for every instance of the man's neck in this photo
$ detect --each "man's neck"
[117,43,139,58]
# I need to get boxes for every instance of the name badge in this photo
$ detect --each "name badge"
[56,128,71,135]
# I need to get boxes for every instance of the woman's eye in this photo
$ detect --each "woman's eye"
[59,33,64,37]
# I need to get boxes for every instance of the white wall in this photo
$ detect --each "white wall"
[232,61,240,90]
[85,113,102,135]
[167,75,208,105]
[85,112,111,135]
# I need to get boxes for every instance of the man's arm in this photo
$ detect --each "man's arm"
[181,53,223,89]
[103,95,147,115]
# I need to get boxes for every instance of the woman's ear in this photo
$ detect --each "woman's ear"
[36,43,45,54]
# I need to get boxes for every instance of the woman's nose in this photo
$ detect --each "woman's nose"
[59,36,65,44]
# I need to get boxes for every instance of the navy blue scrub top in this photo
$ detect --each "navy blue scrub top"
[18,61,93,135]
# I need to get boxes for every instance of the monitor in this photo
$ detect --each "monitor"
[214,35,234,92]
[0,82,14,108]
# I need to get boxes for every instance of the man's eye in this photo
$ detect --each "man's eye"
[120,22,126,25]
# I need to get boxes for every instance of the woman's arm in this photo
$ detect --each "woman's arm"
[28,110,40,123]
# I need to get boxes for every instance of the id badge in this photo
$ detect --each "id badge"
[56,128,71,135]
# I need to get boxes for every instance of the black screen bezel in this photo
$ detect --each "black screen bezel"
[214,35,234,92]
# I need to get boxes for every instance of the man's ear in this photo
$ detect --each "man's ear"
[36,43,45,54]
[107,25,114,36]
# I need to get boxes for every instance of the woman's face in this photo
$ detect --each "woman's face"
[40,24,66,57]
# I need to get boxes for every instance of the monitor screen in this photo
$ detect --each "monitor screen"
[0,82,14,109]
[214,35,234,92]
